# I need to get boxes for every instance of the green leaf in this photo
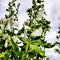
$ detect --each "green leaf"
[30,44,45,56]
[31,39,44,46]
[10,37,19,51]
[0,50,9,59]
[19,37,30,44]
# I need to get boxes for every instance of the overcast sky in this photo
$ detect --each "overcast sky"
[0,0,60,60]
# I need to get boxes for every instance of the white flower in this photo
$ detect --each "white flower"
[14,30,18,34]
[37,8,44,20]
[25,25,30,30]
[12,36,18,42]
[31,27,42,37]
[4,40,8,48]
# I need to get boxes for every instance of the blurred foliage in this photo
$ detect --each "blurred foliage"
[56,27,60,39]
[0,0,59,60]
[55,27,60,54]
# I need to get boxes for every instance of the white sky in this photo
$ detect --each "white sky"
[0,0,60,60]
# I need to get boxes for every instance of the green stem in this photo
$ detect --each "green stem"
[25,42,29,60]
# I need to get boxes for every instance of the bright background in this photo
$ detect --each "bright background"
[0,0,60,60]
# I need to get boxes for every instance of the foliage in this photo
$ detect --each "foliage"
[0,0,20,60]
[0,0,59,60]
[55,27,60,54]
